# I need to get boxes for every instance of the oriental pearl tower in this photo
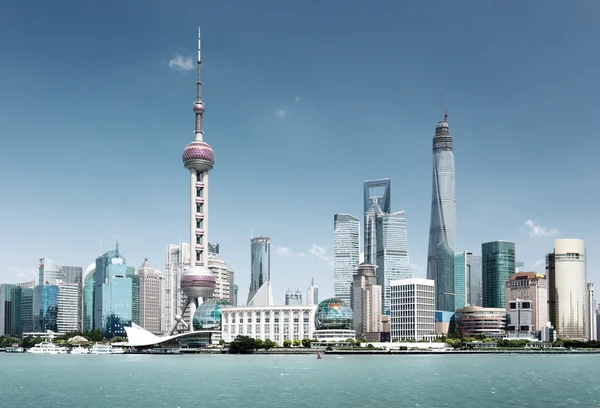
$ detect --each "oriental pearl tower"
[168,28,216,335]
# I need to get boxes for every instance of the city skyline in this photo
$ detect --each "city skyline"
[2,2,600,302]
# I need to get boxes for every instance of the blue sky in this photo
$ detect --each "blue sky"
[1,1,599,302]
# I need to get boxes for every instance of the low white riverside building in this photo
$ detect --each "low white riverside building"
[220,305,318,345]
[390,278,436,342]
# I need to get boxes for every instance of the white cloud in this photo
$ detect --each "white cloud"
[13,266,36,280]
[275,108,287,119]
[524,219,559,238]
[532,259,544,270]
[168,54,194,72]
[274,246,306,257]
[294,96,300,103]
[309,244,334,266]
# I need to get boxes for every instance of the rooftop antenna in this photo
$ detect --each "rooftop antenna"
[440,94,448,122]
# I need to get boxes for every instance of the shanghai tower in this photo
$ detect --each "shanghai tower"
[426,117,456,281]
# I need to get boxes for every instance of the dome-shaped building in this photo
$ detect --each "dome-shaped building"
[192,298,232,330]
[314,298,356,341]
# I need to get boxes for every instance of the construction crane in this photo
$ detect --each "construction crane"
[440,94,448,122]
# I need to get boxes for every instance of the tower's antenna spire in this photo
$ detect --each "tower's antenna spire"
[193,26,205,141]
[440,94,448,122]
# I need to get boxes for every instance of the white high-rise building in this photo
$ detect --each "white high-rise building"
[307,277,318,305]
[390,278,435,341]
[334,214,360,304]
[57,281,80,333]
[376,211,412,315]
[588,282,597,341]
[138,258,163,334]
[547,239,587,340]
[208,251,230,301]
[164,243,190,333]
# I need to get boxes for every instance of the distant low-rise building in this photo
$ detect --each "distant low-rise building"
[435,311,454,336]
[451,306,507,337]
[221,304,317,345]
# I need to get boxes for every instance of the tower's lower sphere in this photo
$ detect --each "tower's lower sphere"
[183,141,214,172]
[315,298,353,330]
[192,298,232,330]
[180,266,216,299]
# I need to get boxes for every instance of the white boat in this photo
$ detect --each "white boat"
[27,342,68,355]
[90,343,113,355]
[90,343,125,355]
[70,346,90,355]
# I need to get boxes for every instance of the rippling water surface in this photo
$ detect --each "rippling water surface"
[1,353,598,407]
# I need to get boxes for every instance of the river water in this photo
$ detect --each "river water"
[1,353,598,407]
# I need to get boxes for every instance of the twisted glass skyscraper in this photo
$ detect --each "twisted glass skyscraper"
[426,119,456,281]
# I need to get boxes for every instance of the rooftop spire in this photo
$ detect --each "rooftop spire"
[193,26,205,141]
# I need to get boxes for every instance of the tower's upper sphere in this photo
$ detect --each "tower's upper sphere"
[183,141,214,171]
[180,266,216,299]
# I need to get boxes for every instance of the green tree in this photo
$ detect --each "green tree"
[218,339,225,346]
[228,336,257,354]
[19,336,44,349]
[301,338,312,348]
[292,339,301,347]
[345,338,356,345]
[84,329,102,342]
[264,339,276,350]
[110,336,127,343]
[255,338,264,350]
[283,339,292,348]
[0,336,19,347]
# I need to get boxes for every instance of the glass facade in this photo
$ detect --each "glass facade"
[33,285,59,332]
[101,264,132,338]
[482,241,516,308]
[315,298,353,330]
[467,253,482,307]
[192,298,232,330]
[83,268,95,332]
[0,284,22,337]
[126,266,140,326]
[333,214,360,305]
[427,121,457,281]
[453,252,467,311]
[435,242,456,312]
[93,246,121,331]
[376,211,412,314]
[20,287,34,334]
[248,237,270,303]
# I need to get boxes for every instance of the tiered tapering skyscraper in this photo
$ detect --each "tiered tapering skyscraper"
[426,117,456,281]
[168,28,216,335]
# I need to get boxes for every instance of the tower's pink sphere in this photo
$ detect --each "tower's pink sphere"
[183,141,214,171]
[180,266,215,299]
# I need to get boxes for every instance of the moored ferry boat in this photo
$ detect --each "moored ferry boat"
[70,346,90,355]
[90,343,113,355]
[27,342,68,355]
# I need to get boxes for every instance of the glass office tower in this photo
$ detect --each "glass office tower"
[20,287,34,334]
[0,284,22,337]
[101,263,132,338]
[435,242,456,311]
[248,237,271,303]
[466,253,482,306]
[83,267,95,332]
[376,211,412,314]
[333,214,360,305]
[33,285,59,332]
[482,241,516,308]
